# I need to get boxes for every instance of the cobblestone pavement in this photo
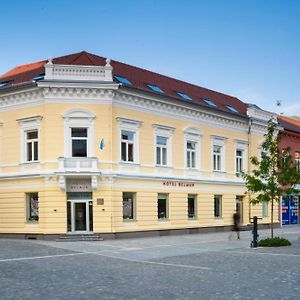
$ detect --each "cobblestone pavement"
[1,226,300,300]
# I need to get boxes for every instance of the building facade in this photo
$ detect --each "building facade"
[0,51,278,238]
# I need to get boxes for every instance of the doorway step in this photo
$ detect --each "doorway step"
[56,234,104,242]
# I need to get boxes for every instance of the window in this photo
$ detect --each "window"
[188,194,197,219]
[147,84,164,93]
[25,130,39,162]
[113,75,132,85]
[214,195,222,218]
[262,201,268,218]
[156,136,167,166]
[121,130,134,162]
[71,128,88,157]
[0,80,11,88]
[212,136,226,172]
[158,193,168,220]
[32,74,45,81]
[203,99,217,107]
[225,105,238,113]
[118,118,142,164]
[236,149,243,172]
[213,145,222,171]
[177,92,192,100]
[27,193,39,221]
[187,141,196,168]
[123,192,135,220]
[153,124,174,167]
[63,109,95,158]
[17,116,42,164]
[295,152,300,172]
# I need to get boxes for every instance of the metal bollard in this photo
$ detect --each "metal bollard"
[251,216,259,248]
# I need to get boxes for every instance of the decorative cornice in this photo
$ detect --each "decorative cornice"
[115,90,249,133]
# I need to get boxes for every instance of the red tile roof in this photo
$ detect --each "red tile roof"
[0,51,248,116]
[278,116,300,134]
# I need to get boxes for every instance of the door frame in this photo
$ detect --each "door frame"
[68,199,91,234]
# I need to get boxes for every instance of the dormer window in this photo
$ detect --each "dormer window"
[147,84,164,93]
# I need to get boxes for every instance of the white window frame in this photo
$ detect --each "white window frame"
[211,136,227,172]
[26,192,39,222]
[153,124,174,167]
[63,109,95,158]
[117,117,142,164]
[235,140,248,174]
[158,193,169,220]
[184,127,201,170]
[17,116,42,164]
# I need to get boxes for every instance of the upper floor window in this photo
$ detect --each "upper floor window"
[17,116,42,163]
[156,136,168,166]
[211,136,227,172]
[153,124,174,167]
[187,141,196,168]
[71,128,88,157]
[236,149,243,172]
[63,109,95,158]
[121,130,134,162]
[213,145,222,171]
[117,118,142,164]
[25,130,39,162]
[295,151,300,172]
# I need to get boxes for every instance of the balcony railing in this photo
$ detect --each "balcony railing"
[58,157,98,173]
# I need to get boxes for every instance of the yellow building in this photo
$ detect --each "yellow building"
[0,51,277,239]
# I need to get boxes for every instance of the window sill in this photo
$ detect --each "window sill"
[155,165,173,169]
[20,161,40,165]
[213,170,226,174]
[119,161,140,166]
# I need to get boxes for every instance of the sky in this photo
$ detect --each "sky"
[0,0,299,115]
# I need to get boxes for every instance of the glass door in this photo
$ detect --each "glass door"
[75,202,87,231]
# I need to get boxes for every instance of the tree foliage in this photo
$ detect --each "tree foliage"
[241,118,300,237]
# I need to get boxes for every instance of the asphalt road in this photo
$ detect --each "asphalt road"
[1,226,300,300]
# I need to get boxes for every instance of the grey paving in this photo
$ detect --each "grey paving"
[1,226,300,299]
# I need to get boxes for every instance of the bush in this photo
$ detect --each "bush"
[258,237,291,247]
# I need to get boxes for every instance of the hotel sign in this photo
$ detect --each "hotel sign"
[162,181,194,187]
[66,179,92,192]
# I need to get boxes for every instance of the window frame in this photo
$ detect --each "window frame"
[158,193,169,220]
[184,127,201,170]
[235,141,248,174]
[153,124,174,167]
[117,117,142,164]
[214,195,222,218]
[188,194,197,219]
[211,136,227,172]
[18,116,42,164]
[70,127,88,157]
[63,109,95,158]
[26,192,39,222]
[122,192,136,221]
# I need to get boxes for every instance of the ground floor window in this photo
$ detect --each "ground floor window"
[214,195,222,218]
[188,194,197,219]
[158,193,168,220]
[27,193,39,221]
[123,192,135,220]
[262,201,268,217]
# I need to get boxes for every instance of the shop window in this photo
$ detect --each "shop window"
[158,193,168,220]
[27,193,39,221]
[123,192,136,220]
[214,195,222,218]
[188,194,197,219]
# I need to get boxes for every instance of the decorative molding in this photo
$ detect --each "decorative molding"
[44,59,113,82]
[116,117,143,128]
[115,90,249,133]
[247,105,275,122]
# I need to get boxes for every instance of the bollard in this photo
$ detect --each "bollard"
[251,216,259,248]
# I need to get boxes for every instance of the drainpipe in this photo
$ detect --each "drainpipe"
[247,119,252,224]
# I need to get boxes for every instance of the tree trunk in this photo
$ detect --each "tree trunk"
[271,197,274,239]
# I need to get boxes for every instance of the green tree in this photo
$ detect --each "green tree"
[241,118,300,238]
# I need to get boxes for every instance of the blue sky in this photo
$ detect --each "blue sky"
[1,0,299,115]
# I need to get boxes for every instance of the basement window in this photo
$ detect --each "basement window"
[113,75,132,85]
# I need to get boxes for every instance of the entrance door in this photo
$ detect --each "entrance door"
[236,196,243,224]
[67,200,93,233]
